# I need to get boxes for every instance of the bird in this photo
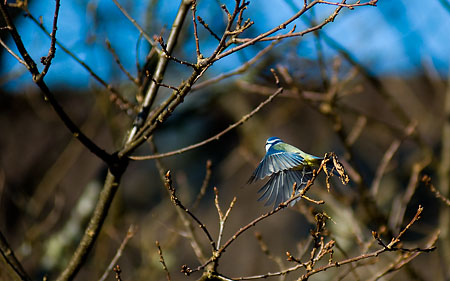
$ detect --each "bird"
[248,137,324,208]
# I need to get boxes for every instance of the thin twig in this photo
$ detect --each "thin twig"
[151,77,180,92]
[35,0,60,82]
[111,0,160,52]
[214,187,237,250]
[156,241,172,281]
[0,38,27,66]
[197,16,221,41]
[98,225,137,281]
[105,39,139,85]
[191,1,202,59]
[165,171,217,251]
[317,0,377,8]
[192,160,213,210]
[422,175,450,206]
[370,121,417,196]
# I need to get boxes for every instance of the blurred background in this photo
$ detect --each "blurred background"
[1,0,449,280]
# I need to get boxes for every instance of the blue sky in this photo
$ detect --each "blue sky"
[1,0,449,91]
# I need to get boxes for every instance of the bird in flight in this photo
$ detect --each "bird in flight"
[248,137,326,208]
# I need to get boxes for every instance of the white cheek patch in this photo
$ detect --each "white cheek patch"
[265,143,271,152]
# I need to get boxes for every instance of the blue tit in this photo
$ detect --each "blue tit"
[248,137,323,208]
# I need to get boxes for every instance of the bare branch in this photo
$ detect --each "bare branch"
[111,0,160,52]
[164,170,217,251]
[156,241,172,281]
[422,175,450,206]
[98,225,137,281]
[0,231,32,281]
[35,0,60,82]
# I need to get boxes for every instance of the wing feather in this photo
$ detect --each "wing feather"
[249,152,305,183]
[257,167,317,208]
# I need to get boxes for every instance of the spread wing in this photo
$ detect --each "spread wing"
[248,151,305,183]
[257,166,314,208]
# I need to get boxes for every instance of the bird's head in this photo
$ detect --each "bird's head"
[265,137,283,152]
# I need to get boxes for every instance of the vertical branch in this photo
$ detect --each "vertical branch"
[56,171,125,281]
[191,0,202,59]
[438,70,450,277]
[127,0,193,142]
[35,0,60,81]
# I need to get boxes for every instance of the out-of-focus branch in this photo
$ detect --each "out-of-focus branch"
[370,121,417,197]
[422,175,450,207]
[105,39,139,85]
[156,241,172,281]
[111,0,160,53]
[98,225,137,281]
[0,231,32,281]
[192,160,213,210]
[151,140,207,263]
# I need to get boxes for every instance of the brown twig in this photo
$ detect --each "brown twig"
[151,139,207,263]
[317,0,377,8]
[98,225,137,281]
[157,35,198,69]
[214,187,237,250]
[0,38,27,66]
[35,0,60,82]
[422,175,450,206]
[111,0,159,52]
[156,241,172,281]
[192,160,213,210]
[191,1,202,59]
[105,39,139,85]
[125,0,193,143]
[197,16,221,41]
[164,171,217,251]
[370,121,417,197]
[149,77,181,92]
[0,231,32,281]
